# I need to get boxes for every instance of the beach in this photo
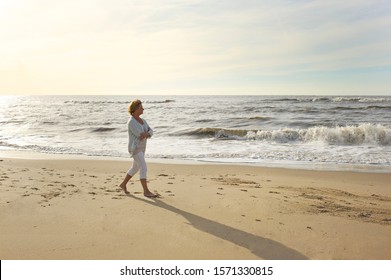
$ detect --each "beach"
[1,153,390,260]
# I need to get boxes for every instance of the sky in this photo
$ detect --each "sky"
[1,0,390,96]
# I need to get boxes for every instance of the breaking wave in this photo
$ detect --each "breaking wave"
[184,124,391,146]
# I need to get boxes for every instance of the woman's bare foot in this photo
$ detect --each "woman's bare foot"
[119,183,130,194]
[144,191,159,198]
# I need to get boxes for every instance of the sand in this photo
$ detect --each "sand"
[0,154,390,260]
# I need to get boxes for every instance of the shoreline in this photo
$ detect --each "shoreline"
[1,149,390,174]
[1,152,391,260]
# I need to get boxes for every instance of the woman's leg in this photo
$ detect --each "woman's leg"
[134,152,157,197]
[119,174,131,194]
[119,156,140,193]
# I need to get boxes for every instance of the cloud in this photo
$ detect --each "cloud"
[1,0,390,94]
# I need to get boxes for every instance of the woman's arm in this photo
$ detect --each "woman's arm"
[129,118,153,140]
[129,118,144,137]
[144,120,153,138]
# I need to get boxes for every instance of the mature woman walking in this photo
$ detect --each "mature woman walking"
[119,99,158,197]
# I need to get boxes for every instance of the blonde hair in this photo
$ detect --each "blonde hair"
[128,99,142,115]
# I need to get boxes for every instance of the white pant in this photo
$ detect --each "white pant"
[127,152,147,179]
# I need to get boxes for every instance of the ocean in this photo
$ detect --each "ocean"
[1,95,390,172]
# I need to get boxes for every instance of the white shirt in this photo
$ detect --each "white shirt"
[127,117,153,156]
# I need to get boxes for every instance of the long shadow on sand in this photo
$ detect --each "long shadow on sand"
[129,195,308,260]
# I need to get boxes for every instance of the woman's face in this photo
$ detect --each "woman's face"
[135,104,144,115]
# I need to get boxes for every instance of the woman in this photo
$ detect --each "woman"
[119,99,158,197]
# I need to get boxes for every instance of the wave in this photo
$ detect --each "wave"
[91,127,117,133]
[64,100,127,105]
[181,128,249,138]
[329,105,391,111]
[183,124,391,146]
[231,116,273,121]
[195,119,215,123]
[249,116,273,121]
[332,97,391,103]
[251,124,391,145]
[367,105,391,110]
[65,99,176,105]
[41,121,59,125]
[0,141,88,156]
[273,96,391,104]
[68,126,118,133]
[311,97,330,102]
[274,98,301,102]
[145,99,175,104]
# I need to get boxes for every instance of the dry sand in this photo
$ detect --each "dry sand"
[1,155,390,260]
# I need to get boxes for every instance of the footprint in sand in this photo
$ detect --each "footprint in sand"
[165,190,175,196]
